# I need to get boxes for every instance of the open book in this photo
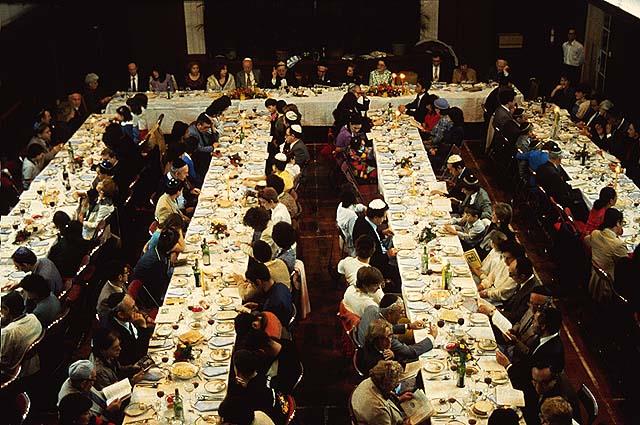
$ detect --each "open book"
[401,389,434,425]
[492,310,513,338]
[463,249,482,270]
[102,378,132,405]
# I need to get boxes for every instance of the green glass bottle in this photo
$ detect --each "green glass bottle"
[202,238,210,266]
[173,388,184,422]
[193,259,201,288]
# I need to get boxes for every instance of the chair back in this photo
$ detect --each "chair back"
[348,388,359,425]
[14,392,31,425]
[588,262,614,303]
[352,348,366,377]
[292,361,304,391]
[38,306,71,373]
[283,394,297,425]
[578,383,599,425]
[127,279,145,301]
[348,326,363,349]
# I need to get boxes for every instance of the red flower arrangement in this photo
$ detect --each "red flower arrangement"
[229,87,268,100]
[366,84,403,97]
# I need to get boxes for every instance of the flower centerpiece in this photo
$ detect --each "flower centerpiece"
[174,342,194,361]
[366,84,403,98]
[210,221,229,238]
[229,87,267,100]
[446,339,474,388]
[419,226,437,244]
[397,156,413,169]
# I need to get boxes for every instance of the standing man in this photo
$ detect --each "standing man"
[236,57,262,88]
[562,28,584,84]
[125,62,147,92]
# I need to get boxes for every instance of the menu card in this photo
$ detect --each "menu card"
[401,389,434,425]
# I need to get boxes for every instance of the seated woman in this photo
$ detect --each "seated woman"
[582,186,616,236]
[351,360,413,425]
[237,328,301,394]
[155,178,188,224]
[429,106,465,167]
[79,177,117,240]
[342,266,385,317]
[132,228,180,309]
[272,222,297,272]
[471,230,508,284]
[361,319,395,374]
[92,328,144,391]
[148,67,177,92]
[243,206,276,255]
[183,61,206,91]
[114,105,139,144]
[477,202,515,258]
[144,213,185,265]
[417,94,440,135]
[584,208,629,277]
[207,61,236,92]
[334,114,375,181]
[48,220,89,278]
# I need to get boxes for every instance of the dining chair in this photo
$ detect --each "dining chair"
[578,383,598,425]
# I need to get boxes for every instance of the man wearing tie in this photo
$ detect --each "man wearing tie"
[398,78,430,124]
[126,62,147,92]
[236,57,262,88]
[428,54,450,83]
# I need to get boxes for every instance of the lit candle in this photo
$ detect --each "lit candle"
[391,73,397,86]
[552,106,560,139]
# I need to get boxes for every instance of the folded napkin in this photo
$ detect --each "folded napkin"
[141,367,164,381]
[165,288,189,298]
[209,337,235,348]
[193,400,221,412]
[202,366,228,378]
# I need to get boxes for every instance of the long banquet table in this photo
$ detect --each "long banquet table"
[369,113,526,423]
[105,84,521,130]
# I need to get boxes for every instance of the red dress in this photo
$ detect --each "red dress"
[423,111,441,133]
[582,207,606,236]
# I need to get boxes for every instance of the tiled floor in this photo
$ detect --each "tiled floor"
[292,137,632,424]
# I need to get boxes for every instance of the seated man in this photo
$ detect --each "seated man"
[535,143,588,220]
[477,239,523,304]
[431,154,471,204]
[22,143,46,190]
[496,306,565,391]
[528,364,580,425]
[103,293,154,365]
[267,61,298,89]
[57,359,122,422]
[96,260,129,319]
[243,258,293,326]
[539,397,575,425]
[20,273,62,327]
[1,291,43,380]
[457,173,492,220]
[337,234,376,286]
[479,256,540,324]
[444,206,487,250]
[283,124,310,168]
[188,112,214,154]
[252,240,291,290]
[451,59,477,84]
[398,79,430,124]
[309,62,334,86]
[11,246,63,295]
[351,199,400,289]
[342,266,386,317]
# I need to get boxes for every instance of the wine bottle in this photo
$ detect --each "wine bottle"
[580,143,587,166]
[173,388,184,422]
[62,166,69,181]
[421,246,429,275]
[193,259,201,288]
[202,238,211,266]
[442,261,449,290]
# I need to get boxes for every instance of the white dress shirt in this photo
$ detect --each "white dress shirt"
[562,40,585,67]
[342,285,384,317]
[432,64,441,81]
[270,202,291,225]
[1,313,43,377]
[337,256,369,286]
[129,74,139,92]
[532,332,559,355]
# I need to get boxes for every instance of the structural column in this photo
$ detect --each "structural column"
[419,0,440,43]
[183,0,206,55]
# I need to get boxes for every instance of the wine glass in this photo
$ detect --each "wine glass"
[155,389,165,419]
[12,222,19,231]
[483,376,493,400]
[183,381,195,403]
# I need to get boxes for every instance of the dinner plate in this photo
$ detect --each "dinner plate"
[215,322,235,333]
[210,348,232,361]
[452,265,469,275]
[432,399,451,414]
[423,359,445,373]
[397,250,414,259]
[173,277,189,287]
[478,339,498,351]
[187,234,202,243]
[156,325,173,337]
[406,292,423,302]
[460,288,476,298]
[403,280,425,288]
[215,310,238,321]
[442,246,459,255]
[195,414,221,425]
[215,296,233,307]
[404,271,420,280]
[470,313,488,324]
[490,370,509,384]
[124,402,149,417]
[204,379,227,394]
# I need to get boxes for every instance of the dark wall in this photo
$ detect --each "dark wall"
[0,0,186,157]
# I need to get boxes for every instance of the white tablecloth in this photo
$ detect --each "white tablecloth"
[106,86,512,132]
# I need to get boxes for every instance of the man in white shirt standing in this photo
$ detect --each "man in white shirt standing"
[562,28,584,84]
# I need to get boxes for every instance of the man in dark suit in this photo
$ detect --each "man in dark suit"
[125,62,147,92]
[309,62,334,86]
[528,364,581,425]
[457,173,493,220]
[236,58,262,89]
[103,293,154,365]
[426,54,451,83]
[398,78,431,124]
[487,59,510,83]
[603,108,630,161]
[351,199,400,289]
[282,124,310,168]
[266,61,298,89]
[492,88,517,132]
[535,143,588,220]
[497,306,564,389]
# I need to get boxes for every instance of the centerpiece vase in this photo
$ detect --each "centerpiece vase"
[456,355,466,388]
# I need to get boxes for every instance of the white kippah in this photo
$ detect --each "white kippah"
[369,199,387,210]
[275,153,287,162]
[285,111,298,121]
[290,124,302,134]
[243,57,252,62]
[447,154,463,164]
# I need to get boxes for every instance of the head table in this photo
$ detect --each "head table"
[1,93,636,423]
[105,83,522,131]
